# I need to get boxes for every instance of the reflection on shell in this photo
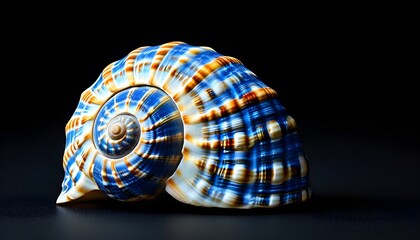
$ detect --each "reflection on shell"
[57,41,311,208]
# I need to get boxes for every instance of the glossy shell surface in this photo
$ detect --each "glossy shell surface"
[57,41,311,208]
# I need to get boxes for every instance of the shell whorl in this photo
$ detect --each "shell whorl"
[57,41,311,208]
[94,112,141,159]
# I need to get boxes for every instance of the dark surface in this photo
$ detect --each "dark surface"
[1,9,418,240]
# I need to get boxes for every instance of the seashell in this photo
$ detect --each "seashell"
[57,41,312,208]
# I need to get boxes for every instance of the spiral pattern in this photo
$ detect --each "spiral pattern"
[57,41,311,208]
[59,86,184,202]
[94,112,141,159]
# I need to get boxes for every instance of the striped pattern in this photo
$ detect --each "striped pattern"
[57,41,311,208]
[58,86,184,203]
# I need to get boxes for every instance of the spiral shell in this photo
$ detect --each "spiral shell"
[57,41,311,208]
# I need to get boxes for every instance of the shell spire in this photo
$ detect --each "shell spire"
[58,41,311,208]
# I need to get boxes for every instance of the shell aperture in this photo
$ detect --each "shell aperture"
[57,41,312,208]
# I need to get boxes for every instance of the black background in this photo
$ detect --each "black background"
[0,6,418,240]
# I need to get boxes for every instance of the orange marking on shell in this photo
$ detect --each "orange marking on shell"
[102,62,118,92]
[65,115,93,133]
[192,94,205,113]
[150,43,182,84]
[182,98,240,124]
[111,161,124,188]
[182,147,191,161]
[241,87,278,106]
[221,137,234,150]
[63,132,91,166]
[166,178,184,197]
[77,145,93,171]
[81,89,102,105]
[124,89,134,111]
[124,49,141,86]
[233,168,256,184]
[88,151,97,178]
[205,88,216,100]
[150,54,164,71]
[195,158,206,171]
[186,134,219,149]
[167,57,189,84]
[134,61,147,75]
[207,163,217,175]
[184,56,240,93]
[124,157,144,178]
[101,159,109,183]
